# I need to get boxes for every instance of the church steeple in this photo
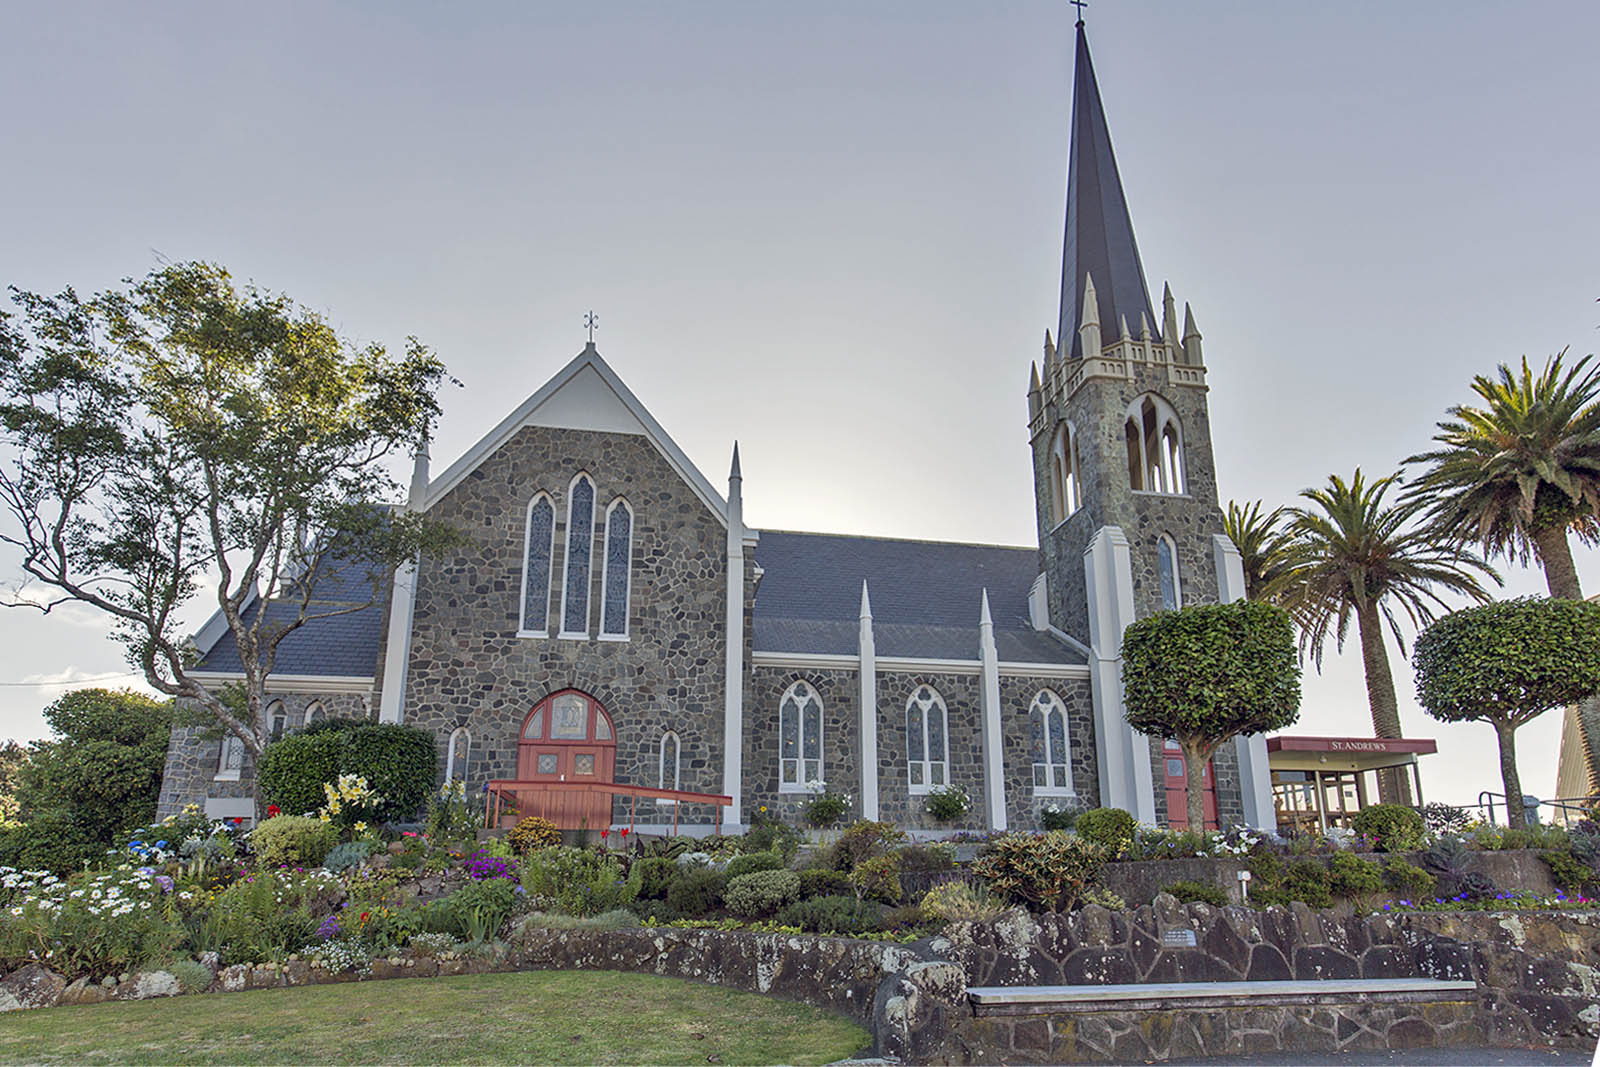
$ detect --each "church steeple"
[1057,21,1155,360]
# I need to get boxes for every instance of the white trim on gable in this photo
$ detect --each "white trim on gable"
[421,345,729,526]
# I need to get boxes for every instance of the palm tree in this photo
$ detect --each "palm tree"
[1287,470,1499,804]
[1406,351,1600,792]
[1224,500,1303,604]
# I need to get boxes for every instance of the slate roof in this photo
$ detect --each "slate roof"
[194,562,387,678]
[1057,21,1157,359]
[751,530,1084,665]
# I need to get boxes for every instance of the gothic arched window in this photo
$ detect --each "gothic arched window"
[1049,424,1083,525]
[217,734,245,781]
[1028,689,1073,795]
[520,493,556,635]
[600,498,632,638]
[778,680,823,792]
[559,473,596,637]
[1157,535,1182,612]
[445,726,471,785]
[267,700,287,742]
[304,701,325,726]
[659,731,681,793]
[1124,395,1185,495]
[906,685,949,793]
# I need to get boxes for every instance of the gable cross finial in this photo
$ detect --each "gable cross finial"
[1071,0,1087,26]
[584,310,599,343]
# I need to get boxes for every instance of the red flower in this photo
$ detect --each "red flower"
[231,818,243,826]
[266,804,281,818]
[620,828,630,837]
[600,829,610,839]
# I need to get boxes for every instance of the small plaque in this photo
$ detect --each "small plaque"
[1161,928,1198,949]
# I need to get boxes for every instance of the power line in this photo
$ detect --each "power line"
[0,672,143,688]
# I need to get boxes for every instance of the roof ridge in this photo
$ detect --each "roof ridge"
[755,528,1039,554]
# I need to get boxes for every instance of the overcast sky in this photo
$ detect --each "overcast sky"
[1,1,1597,811]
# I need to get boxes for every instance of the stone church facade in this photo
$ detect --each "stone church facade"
[157,21,1275,834]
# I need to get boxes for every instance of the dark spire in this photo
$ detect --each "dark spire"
[1057,22,1155,359]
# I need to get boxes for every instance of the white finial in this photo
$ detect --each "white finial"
[1081,273,1100,328]
[980,587,993,627]
[408,436,430,509]
[860,580,873,621]
[730,441,742,481]
[1119,314,1131,342]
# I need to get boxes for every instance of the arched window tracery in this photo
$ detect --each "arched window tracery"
[1124,395,1185,495]
[1028,689,1074,796]
[778,681,823,792]
[906,685,950,794]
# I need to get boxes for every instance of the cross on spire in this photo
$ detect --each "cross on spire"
[1070,0,1087,26]
[583,311,599,343]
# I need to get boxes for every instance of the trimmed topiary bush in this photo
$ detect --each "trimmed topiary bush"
[665,868,726,917]
[725,869,802,917]
[1351,803,1426,853]
[258,722,437,824]
[250,815,337,869]
[1163,879,1227,907]
[723,850,785,882]
[1075,808,1136,858]
[797,868,851,899]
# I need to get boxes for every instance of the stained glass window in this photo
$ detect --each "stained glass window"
[659,732,680,793]
[1029,690,1073,796]
[522,495,554,633]
[524,710,544,739]
[601,501,632,636]
[1157,537,1180,611]
[550,693,588,739]
[779,681,822,789]
[906,686,949,795]
[561,475,595,635]
[574,754,595,776]
[537,753,558,775]
[218,735,244,778]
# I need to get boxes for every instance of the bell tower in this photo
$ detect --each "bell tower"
[1026,17,1275,828]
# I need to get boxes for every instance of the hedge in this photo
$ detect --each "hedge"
[258,722,437,823]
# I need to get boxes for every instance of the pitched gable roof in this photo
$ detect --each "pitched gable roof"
[421,342,728,524]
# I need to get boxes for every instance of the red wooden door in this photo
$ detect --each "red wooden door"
[1162,740,1218,829]
[516,690,616,830]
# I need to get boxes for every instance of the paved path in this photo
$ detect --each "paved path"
[1163,1045,1593,1066]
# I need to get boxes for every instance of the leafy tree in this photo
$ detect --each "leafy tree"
[1121,600,1302,831]
[1224,500,1303,604]
[1405,352,1600,785]
[16,688,172,844]
[1286,470,1498,804]
[0,263,459,815]
[1414,598,1600,828]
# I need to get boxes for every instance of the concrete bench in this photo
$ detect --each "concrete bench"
[961,979,1482,1063]
[967,977,1478,1014]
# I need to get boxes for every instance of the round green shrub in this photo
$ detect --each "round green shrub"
[1328,851,1385,897]
[0,812,105,876]
[1382,857,1437,898]
[1162,879,1227,907]
[797,868,851,899]
[258,722,438,823]
[665,868,726,917]
[1351,804,1426,853]
[741,821,801,861]
[631,856,680,900]
[1075,808,1136,858]
[725,869,802,917]
[724,850,785,882]
[508,817,561,856]
[250,815,337,868]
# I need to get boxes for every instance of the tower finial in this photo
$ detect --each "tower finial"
[1071,0,1087,27]
[583,310,599,345]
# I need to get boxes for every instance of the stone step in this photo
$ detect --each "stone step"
[967,977,1477,1015]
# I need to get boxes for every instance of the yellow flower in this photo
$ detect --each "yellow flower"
[317,812,331,824]
[353,821,367,833]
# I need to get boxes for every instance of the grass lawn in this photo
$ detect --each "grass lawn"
[0,970,871,1065]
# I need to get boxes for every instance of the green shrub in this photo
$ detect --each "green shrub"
[258,723,438,824]
[776,894,883,935]
[250,815,337,868]
[422,878,522,942]
[165,959,214,994]
[1255,858,1332,908]
[797,868,851,899]
[1075,808,1136,859]
[724,850,785,882]
[1163,880,1227,907]
[631,857,681,900]
[1422,802,1474,837]
[849,854,903,905]
[1328,852,1385,897]
[323,839,379,873]
[1081,885,1126,910]
[803,792,850,828]
[922,881,1005,923]
[0,812,106,876]
[665,868,726,917]
[508,816,562,856]
[828,820,908,871]
[520,846,635,917]
[725,870,802,917]
[1382,857,1437,898]
[1542,849,1593,892]
[972,831,1105,911]
[514,909,640,933]
[1351,804,1425,853]
[741,822,801,861]
[190,869,326,965]
[1040,805,1079,832]
[895,843,955,872]
[924,785,971,822]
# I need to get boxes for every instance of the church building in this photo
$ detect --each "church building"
[157,21,1276,835]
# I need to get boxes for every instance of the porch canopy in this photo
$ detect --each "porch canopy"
[1266,735,1438,834]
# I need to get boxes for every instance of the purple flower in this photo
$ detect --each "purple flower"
[154,875,174,893]
[316,915,341,942]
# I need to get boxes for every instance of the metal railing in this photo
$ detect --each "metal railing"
[1475,790,1595,827]
[484,778,733,835]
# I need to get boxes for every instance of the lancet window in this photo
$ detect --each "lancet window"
[779,681,823,792]
[1124,395,1185,494]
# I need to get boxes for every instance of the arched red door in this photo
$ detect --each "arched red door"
[517,689,616,830]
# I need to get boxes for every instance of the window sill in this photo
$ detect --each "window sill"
[597,633,630,643]
[556,631,590,641]
[516,630,550,640]
[214,772,241,782]
[1033,788,1078,799]
[778,783,816,795]
[1130,490,1192,500]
